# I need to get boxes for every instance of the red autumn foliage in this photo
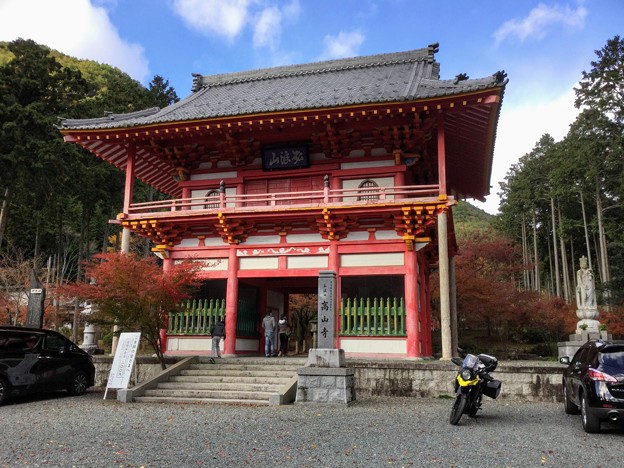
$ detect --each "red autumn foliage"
[432,228,579,354]
[65,253,200,367]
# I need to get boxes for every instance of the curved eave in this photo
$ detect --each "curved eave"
[60,85,506,200]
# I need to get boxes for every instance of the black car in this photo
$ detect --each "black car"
[0,326,95,405]
[560,340,624,433]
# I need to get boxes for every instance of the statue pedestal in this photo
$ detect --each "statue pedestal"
[558,330,612,359]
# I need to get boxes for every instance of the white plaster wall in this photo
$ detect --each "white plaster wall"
[245,235,281,244]
[196,258,229,271]
[341,252,404,267]
[286,233,326,243]
[239,256,279,270]
[167,337,212,351]
[287,255,328,269]
[375,230,400,240]
[340,338,407,354]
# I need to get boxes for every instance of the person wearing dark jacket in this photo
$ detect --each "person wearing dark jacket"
[210,318,225,358]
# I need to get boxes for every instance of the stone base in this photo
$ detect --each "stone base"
[307,348,345,368]
[296,366,356,405]
[558,330,612,359]
[297,349,354,405]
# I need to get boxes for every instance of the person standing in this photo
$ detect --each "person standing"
[210,317,225,358]
[278,314,291,357]
[262,310,276,357]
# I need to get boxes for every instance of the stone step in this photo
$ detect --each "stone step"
[143,388,273,400]
[180,369,296,378]
[197,357,307,366]
[170,375,291,385]
[158,381,281,392]
[191,361,303,369]
[131,357,302,406]
[134,396,269,406]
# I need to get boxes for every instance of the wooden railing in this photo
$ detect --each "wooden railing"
[340,297,406,336]
[168,299,225,335]
[127,184,440,216]
[167,298,260,337]
[169,296,406,337]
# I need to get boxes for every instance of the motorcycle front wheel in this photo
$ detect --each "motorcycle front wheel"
[449,394,467,425]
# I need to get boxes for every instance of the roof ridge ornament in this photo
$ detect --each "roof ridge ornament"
[494,70,508,84]
[453,73,469,85]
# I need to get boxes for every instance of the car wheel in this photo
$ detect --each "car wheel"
[0,376,8,405]
[563,382,580,415]
[580,391,600,433]
[67,371,89,396]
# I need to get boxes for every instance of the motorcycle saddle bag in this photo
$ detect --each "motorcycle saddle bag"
[483,379,502,399]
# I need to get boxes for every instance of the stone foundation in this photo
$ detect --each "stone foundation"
[296,366,355,405]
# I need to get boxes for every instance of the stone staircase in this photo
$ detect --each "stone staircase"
[133,356,307,405]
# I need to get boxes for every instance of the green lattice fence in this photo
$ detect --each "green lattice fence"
[168,299,225,335]
[340,297,406,336]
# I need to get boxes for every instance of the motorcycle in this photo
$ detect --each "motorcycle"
[449,347,502,425]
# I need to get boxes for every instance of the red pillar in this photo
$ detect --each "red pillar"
[122,143,136,215]
[160,258,173,353]
[405,248,420,357]
[224,246,239,355]
[420,255,432,356]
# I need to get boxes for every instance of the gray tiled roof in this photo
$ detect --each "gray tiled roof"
[59,44,507,130]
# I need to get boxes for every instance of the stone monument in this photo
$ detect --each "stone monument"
[25,269,45,328]
[558,256,611,358]
[296,270,355,405]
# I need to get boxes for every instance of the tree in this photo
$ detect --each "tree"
[148,75,180,108]
[66,253,200,368]
[575,35,624,124]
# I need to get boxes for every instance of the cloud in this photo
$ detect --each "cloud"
[173,0,300,52]
[472,88,580,214]
[319,30,365,60]
[494,2,587,45]
[172,0,250,41]
[253,6,282,50]
[0,0,149,83]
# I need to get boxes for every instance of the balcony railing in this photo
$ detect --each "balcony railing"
[127,183,440,217]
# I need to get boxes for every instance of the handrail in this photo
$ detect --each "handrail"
[127,184,441,215]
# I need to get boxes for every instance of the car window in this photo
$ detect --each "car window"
[599,348,624,369]
[44,334,67,352]
[0,332,41,353]
[571,346,588,366]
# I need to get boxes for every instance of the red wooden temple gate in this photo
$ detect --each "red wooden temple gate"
[60,44,507,359]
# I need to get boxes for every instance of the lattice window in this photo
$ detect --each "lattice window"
[357,179,379,201]
[204,190,220,209]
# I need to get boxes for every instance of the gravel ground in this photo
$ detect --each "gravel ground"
[1,390,623,467]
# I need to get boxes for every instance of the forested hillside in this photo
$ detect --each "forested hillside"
[0,39,178,327]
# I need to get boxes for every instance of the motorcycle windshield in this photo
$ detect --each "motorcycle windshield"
[463,354,479,370]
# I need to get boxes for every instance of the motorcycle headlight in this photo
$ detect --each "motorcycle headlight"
[460,369,473,381]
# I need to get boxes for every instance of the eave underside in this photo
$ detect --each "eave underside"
[62,90,503,200]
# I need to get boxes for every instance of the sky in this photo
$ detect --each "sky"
[0,0,622,214]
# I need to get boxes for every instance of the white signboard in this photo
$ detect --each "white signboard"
[104,332,141,399]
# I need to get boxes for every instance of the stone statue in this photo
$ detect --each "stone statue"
[575,256,596,309]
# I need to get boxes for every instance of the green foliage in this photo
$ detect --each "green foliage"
[0,39,179,286]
